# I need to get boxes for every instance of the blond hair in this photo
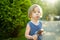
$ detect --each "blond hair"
[28,4,43,18]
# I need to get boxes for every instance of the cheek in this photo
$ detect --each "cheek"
[40,14,42,17]
[39,13,41,16]
[32,13,36,17]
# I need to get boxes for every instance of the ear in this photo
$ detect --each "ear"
[30,13,32,18]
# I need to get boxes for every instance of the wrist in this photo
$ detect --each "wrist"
[29,36,33,39]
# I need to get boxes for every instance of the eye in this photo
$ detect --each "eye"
[38,11,40,13]
[34,11,36,13]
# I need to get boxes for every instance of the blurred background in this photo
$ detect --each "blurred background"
[0,0,60,40]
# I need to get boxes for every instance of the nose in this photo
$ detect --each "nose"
[36,13,39,15]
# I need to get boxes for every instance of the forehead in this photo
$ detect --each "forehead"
[33,6,40,11]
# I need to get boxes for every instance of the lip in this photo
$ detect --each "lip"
[36,16,39,18]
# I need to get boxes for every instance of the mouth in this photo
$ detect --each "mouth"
[36,16,39,18]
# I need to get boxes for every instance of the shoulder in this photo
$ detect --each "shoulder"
[26,21,31,28]
[26,22,31,30]
[27,21,32,26]
[27,21,31,24]
[39,20,42,24]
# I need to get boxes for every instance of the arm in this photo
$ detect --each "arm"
[40,22,44,35]
[25,24,37,40]
[25,24,33,39]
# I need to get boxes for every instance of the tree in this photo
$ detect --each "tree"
[0,0,31,39]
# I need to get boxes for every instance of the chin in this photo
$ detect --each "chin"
[35,19,39,20]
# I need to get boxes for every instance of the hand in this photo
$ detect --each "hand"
[32,35,37,40]
[37,29,44,35]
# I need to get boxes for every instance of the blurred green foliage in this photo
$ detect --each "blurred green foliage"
[0,0,31,39]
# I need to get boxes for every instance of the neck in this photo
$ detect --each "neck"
[31,18,39,23]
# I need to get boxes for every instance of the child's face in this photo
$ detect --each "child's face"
[31,7,41,20]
